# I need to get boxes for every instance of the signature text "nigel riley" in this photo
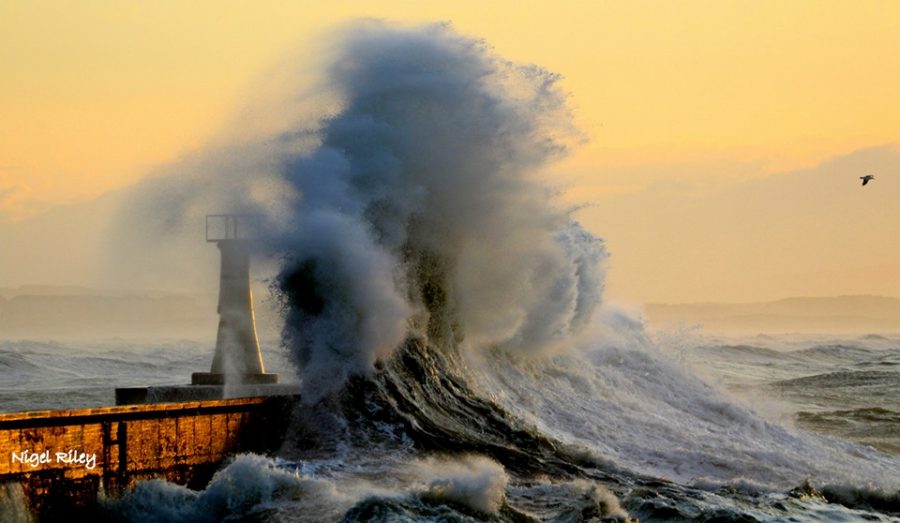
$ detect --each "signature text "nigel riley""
[11,449,98,470]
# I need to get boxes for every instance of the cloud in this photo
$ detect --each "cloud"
[580,145,900,302]
[0,180,34,222]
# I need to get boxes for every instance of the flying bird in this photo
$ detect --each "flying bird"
[860,174,875,186]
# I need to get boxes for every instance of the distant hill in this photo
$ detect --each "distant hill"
[0,285,147,300]
[0,288,217,340]
[0,285,287,341]
[645,295,900,334]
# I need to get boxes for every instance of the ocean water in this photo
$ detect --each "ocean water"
[6,20,899,523]
[681,332,900,457]
[1,328,897,522]
[0,339,298,412]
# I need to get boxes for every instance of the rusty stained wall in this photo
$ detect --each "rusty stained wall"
[0,396,293,519]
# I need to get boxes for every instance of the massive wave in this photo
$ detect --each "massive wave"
[268,21,605,397]
[104,21,899,522]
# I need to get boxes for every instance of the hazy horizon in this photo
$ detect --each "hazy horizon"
[3,284,900,339]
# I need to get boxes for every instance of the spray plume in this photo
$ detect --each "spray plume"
[108,21,606,396]
[269,21,606,395]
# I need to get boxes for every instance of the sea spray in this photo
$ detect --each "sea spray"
[103,21,606,395]
[413,455,509,516]
[103,454,343,523]
[270,21,606,396]
[464,311,900,492]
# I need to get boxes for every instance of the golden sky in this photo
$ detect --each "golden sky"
[2,1,900,303]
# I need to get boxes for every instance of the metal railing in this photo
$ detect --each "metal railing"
[205,214,262,242]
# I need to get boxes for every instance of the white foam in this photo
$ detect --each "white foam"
[466,312,900,491]
[412,455,508,516]
[104,453,344,522]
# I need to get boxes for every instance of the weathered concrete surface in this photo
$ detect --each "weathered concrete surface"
[0,396,294,520]
[114,383,299,405]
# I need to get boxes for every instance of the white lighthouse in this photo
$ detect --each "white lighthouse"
[192,214,278,385]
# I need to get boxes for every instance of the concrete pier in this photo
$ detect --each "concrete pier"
[115,384,299,405]
[0,396,294,520]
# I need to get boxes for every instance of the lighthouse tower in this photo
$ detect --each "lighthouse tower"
[192,215,278,385]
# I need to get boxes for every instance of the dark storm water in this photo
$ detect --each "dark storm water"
[1,332,897,522]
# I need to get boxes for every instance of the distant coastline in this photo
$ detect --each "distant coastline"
[4,286,900,338]
[645,295,900,334]
[0,285,216,340]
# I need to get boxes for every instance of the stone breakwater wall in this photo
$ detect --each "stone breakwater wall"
[0,396,294,520]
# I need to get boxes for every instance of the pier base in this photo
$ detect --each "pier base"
[191,372,279,385]
[115,383,296,405]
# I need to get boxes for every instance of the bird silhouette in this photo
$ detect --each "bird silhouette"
[860,175,875,186]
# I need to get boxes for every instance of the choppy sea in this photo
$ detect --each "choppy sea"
[0,327,897,522]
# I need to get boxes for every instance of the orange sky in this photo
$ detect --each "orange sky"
[2,1,900,303]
